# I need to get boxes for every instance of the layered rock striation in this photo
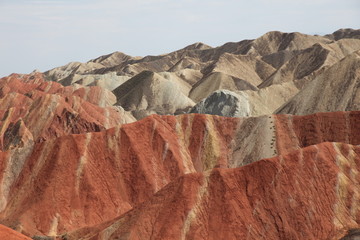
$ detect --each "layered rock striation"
[0,29,360,240]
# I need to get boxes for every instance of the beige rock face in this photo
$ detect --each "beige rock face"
[201,53,276,86]
[113,71,195,119]
[244,31,332,56]
[276,50,360,115]
[60,72,131,91]
[41,29,360,119]
[260,40,360,89]
[189,72,258,102]
[325,28,360,40]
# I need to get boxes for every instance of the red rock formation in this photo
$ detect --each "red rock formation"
[67,142,360,240]
[0,114,239,236]
[229,111,360,167]
[0,73,116,107]
[274,111,360,155]
[0,111,359,237]
[0,224,31,240]
[0,73,135,148]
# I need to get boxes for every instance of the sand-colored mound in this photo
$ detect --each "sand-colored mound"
[189,72,258,102]
[40,29,360,121]
[201,53,276,87]
[241,31,332,56]
[113,71,195,119]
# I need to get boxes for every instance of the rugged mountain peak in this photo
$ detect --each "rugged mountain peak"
[326,28,360,40]
[88,51,134,68]
[183,42,212,51]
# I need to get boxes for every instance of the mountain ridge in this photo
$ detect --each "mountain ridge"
[0,28,360,239]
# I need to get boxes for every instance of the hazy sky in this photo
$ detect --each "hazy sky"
[0,0,359,76]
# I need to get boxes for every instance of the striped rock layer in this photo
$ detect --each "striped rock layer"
[68,142,360,240]
[0,73,135,149]
[1,30,360,240]
[0,110,359,238]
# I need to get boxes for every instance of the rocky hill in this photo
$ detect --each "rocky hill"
[0,29,359,239]
[43,28,360,119]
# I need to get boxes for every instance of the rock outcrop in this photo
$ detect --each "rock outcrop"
[190,90,251,117]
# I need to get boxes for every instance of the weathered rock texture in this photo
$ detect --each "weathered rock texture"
[0,29,360,240]
[112,71,194,119]
[0,224,31,240]
[0,110,359,238]
[276,50,360,115]
[0,73,135,146]
[67,142,360,240]
[42,29,360,118]
[190,82,299,117]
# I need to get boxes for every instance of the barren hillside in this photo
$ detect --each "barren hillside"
[0,29,359,240]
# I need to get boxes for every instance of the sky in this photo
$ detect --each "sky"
[0,0,359,77]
